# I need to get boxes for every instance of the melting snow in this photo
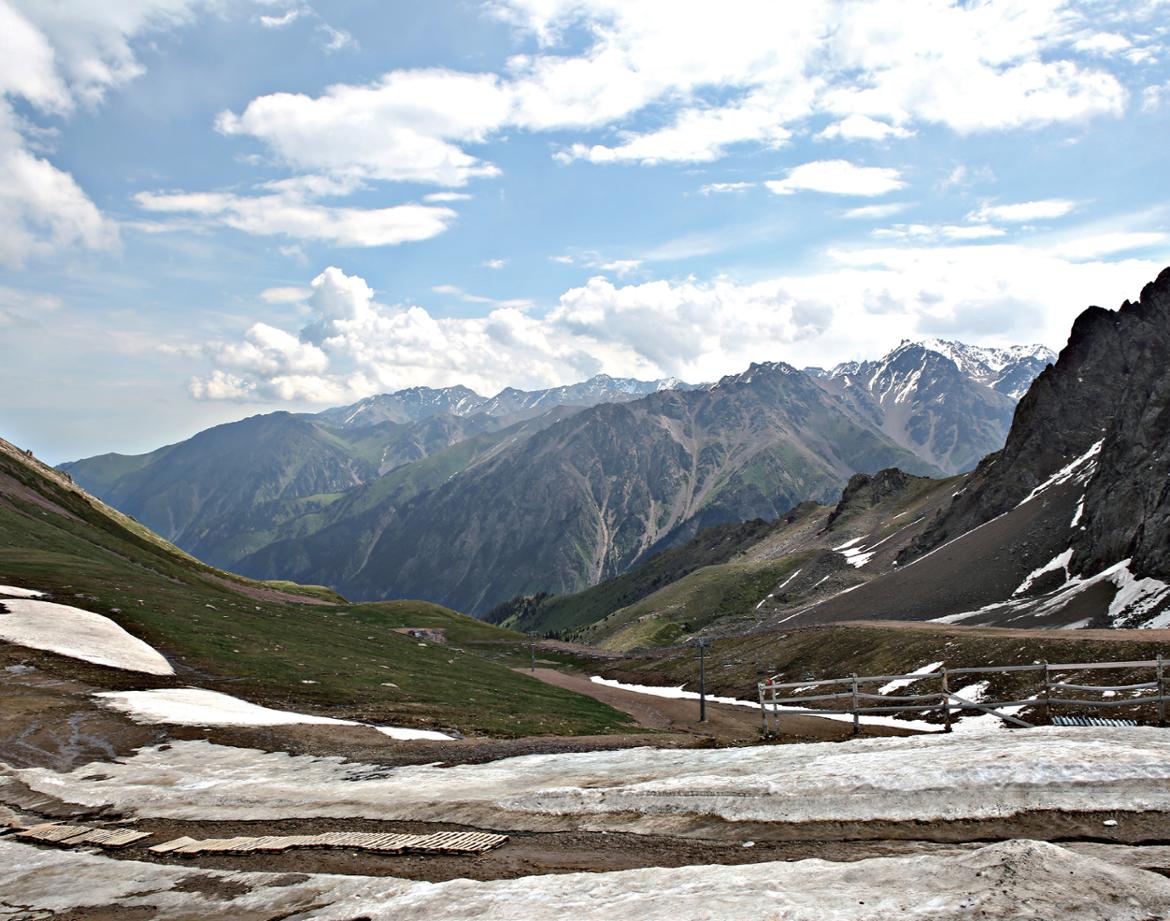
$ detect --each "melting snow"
[0,599,173,675]
[1013,548,1074,596]
[2,838,1168,921]
[95,688,452,740]
[878,661,944,695]
[1017,440,1103,507]
[16,727,1170,829]
[0,585,45,598]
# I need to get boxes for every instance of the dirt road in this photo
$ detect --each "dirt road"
[525,667,918,743]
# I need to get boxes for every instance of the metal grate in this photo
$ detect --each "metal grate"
[1051,715,1137,728]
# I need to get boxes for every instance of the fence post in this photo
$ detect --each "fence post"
[851,673,860,736]
[1042,660,1051,725]
[941,668,952,733]
[1158,656,1166,728]
[759,683,769,737]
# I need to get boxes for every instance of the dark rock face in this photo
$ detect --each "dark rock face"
[826,468,917,528]
[903,267,1170,583]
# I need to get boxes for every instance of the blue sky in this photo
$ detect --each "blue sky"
[1,0,1168,463]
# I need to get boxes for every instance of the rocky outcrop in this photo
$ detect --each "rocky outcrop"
[902,266,1170,585]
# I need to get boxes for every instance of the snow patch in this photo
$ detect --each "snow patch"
[1017,440,1103,507]
[0,599,173,675]
[878,661,944,695]
[0,585,45,598]
[1013,548,1074,596]
[95,688,453,740]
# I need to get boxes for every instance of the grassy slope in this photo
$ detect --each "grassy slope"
[493,515,803,636]
[0,439,630,738]
[582,555,812,651]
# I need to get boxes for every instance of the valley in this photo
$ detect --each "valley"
[5,268,1170,919]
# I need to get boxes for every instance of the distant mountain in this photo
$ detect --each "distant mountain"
[61,375,683,569]
[239,362,943,614]
[318,374,693,429]
[64,340,1051,616]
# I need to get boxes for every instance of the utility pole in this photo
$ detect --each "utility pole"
[529,632,538,673]
[696,637,710,722]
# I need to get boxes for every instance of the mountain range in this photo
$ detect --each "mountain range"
[506,268,1170,644]
[62,340,1054,615]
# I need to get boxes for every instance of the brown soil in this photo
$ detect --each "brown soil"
[12,809,1170,884]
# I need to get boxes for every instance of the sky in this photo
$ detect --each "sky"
[1,0,1168,464]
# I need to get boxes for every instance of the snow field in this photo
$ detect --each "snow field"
[0,597,173,675]
[96,687,453,740]
[1,836,1168,920]
[17,727,1170,832]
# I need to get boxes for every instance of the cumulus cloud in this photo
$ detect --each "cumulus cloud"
[213,0,1140,189]
[215,69,511,187]
[817,115,913,141]
[765,160,905,197]
[0,1,194,265]
[968,199,1078,223]
[190,242,1165,403]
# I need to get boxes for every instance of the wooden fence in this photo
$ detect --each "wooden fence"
[758,657,1170,735]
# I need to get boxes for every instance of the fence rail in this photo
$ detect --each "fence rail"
[758,656,1169,735]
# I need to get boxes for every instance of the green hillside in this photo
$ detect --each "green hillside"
[1,438,630,738]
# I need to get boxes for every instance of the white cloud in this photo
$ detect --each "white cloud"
[0,104,118,267]
[1073,32,1132,55]
[968,199,1078,223]
[873,223,1005,242]
[424,191,473,203]
[134,188,456,247]
[1143,82,1170,111]
[216,0,1138,188]
[260,286,310,304]
[0,0,214,265]
[259,8,303,28]
[699,181,756,195]
[482,258,507,269]
[215,69,511,187]
[318,24,355,52]
[843,202,910,220]
[1054,231,1167,260]
[0,285,62,327]
[817,115,913,141]
[766,160,905,197]
[190,244,1163,404]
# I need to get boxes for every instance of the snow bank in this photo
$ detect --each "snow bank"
[2,837,1168,920]
[95,688,452,740]
[18,727,1170,832]
[0,585,45,598]
[0,599,172,675]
